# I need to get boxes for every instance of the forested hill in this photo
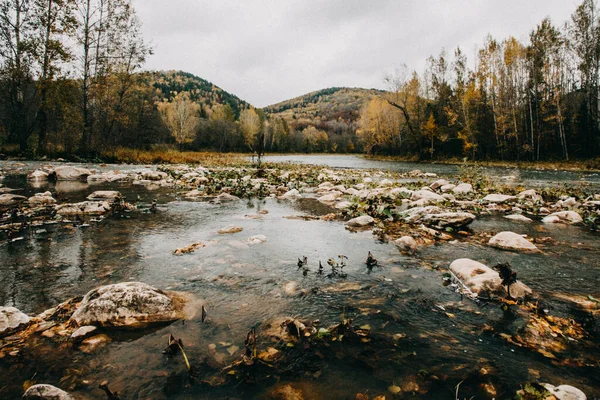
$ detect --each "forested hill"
[151,71,250,117]
[264,87,383,124]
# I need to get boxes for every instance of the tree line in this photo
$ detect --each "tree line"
[358,0,600,161]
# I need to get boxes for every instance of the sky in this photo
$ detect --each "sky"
[132,0,580,107]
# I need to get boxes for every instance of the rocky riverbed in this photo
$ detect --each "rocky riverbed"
[0,158,598,399]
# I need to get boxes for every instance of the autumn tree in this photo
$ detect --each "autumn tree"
[239,107,263,161]
[157,92,200,150]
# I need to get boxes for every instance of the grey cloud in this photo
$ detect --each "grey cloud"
[133,0,578,107]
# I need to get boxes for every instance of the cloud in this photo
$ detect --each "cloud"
[133,0,579,107]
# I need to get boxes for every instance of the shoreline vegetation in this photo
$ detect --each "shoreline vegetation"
[2,145,600,173]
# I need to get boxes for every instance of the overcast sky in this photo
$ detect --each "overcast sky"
[132,0,579,107]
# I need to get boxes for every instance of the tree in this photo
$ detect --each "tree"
[239,107,263,161]
[157,92,200,150]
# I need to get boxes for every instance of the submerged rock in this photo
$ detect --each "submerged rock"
[70,282,185,328]
[488,231,539,252]
[215,192,240,202]
[0,306,30,337]
[542,211,583,225]
[55,201,111,216]
[542,384,587,400]
[247,234,267,244]
[346,215,375,227]
[449,258,532,299]
[394,236,417,254]
[86,190,122,201]
[23,384,74,400]
[54,166,91,181]
[218,225,243,234]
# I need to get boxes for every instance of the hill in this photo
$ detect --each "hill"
[263,87,384,125]
[150,70,250,117]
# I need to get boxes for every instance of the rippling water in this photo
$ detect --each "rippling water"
[0,159,599,399]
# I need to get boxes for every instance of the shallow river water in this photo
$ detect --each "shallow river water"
[0,157,599,399]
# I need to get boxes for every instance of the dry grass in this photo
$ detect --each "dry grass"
[101,148,248,166]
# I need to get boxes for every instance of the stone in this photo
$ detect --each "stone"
[23,384,74,399]
[421,212,476,229]
[394,236,417,254]
[542,211,583,224]
[70,282,185,328]
[518,189,542,203]
[142,170,168,181]
[430,179,450,190]
[55,201,111,216]
[379,179,393,187]
[218,225,243,234]
[317,193,338,203]
[28,191,56,206]
[0,306,30,337]
[54,166,91,181]
[542,384,587,400]
[483,194,516,203]
[185,189,205,198]
[0,193,27,206]
[266,383,305,400]
[449,258,532,299]
[424,172,437,177]
[87,172,129,183]
[440,184,456,193]
[70,325,97,341]
[452,183,473,195]
[346,215,375,227]
[27,169,51,181]
[215,193,239,202]
[398,206,444,224]
[489,231,539,252]
[279,189,301,200]
[408,169,422,177]
[86,190,122,201]
[334,201,352,210]
[505,214,533,222]
[247,234,267,244]
[79,333,111,353]
[410,190,444,203]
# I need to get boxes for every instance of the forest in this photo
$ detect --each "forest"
[1,0,600,161]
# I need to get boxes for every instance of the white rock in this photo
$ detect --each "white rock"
[390,187,413,198]
[430,179,450,190]
[86,190,122,201]
[335,201,352,210]
[0,306,30,336]
[344,187,360,196]
[23,384,74,400]
[27,169,50,181]
[542,211,583,225]
[70,282,184,328]
[318,193,338,203]
[411,190,444,203]
[28,192,56,206]
[142,170,168,181]
[379,179,393,187]
[215,193,240,202]
[408,169,422,177]
[422,212,476,229]
[247,234,267,244]
[399,206,444,224]
[424,172,437,177]
[279,189,302,200]
[54,166,91,181]
[504,214,533,222]
[70,325,97,341]
[346,215,375,227]
[55,201,111,216]
[87,172,129,183]
[488,231,539,252]
[218,225,243,234]
[394,236,417,254]
[517,189,542,203]
[449,258,532,299]
[452,183,473,195]
[440,184,456,193]
[543,384,587,400]
[483,194,516,203]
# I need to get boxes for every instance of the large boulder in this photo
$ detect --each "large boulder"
[398,206,444,224]
[0,193,27,206]
[542,211,583,225]
[421,212,476,229]
[22,384,73,400]
[28,191,56,206]
[54,166,91,181]
[411,190,444,203]
[0,306,30,337]
[70,282,185,328]
[449,258,532,299]
[55,201,111,216]
[346,215,374,227]
[482,194,516,203]
[86,190,122,202]
[488,231,539,252]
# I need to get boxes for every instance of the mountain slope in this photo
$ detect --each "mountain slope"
[150,70,250,117]
[264,87,384,124]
